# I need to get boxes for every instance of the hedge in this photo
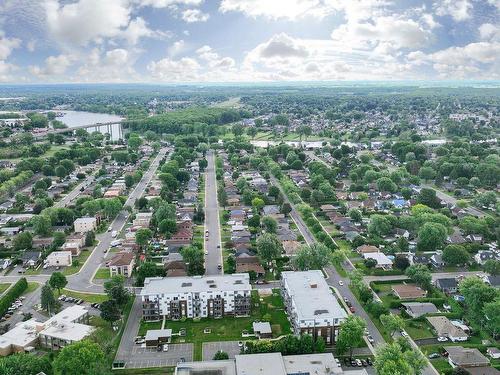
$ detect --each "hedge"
[0,278,28,317]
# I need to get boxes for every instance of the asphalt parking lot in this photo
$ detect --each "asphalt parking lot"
[203,341,242,360]
[121,343,194,369]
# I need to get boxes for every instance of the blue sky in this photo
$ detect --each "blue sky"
[0,0,498,83]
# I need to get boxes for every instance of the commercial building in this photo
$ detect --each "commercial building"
[281,270,347,345]
[140,274,251,321]
[0,306,93,356]
[175,352,368,375]
[73,217,97,233]
[45,251,72,267]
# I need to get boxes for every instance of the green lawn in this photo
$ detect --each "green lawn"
[403,320,435,340]
[62,249,92,275]
[94,268,111,280]
[139,290,291,360]
[24,282,40,294]
[0,283,11,294]
[62,289,108,303]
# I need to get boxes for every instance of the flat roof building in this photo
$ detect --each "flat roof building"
[281,270,347,345]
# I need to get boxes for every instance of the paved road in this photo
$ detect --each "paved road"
[115,295,143,365]
[204,150,222,275]
[421,183,485,217]
[54,168,98,208]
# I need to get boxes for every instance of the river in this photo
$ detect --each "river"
[56,110,124,141]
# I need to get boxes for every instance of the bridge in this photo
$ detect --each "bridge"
[34,120,125,139]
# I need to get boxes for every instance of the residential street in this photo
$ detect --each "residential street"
[54,168,99,208]
[204,150,223,275]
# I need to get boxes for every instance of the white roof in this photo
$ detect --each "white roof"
[40,322,93,342]
[283,353,343,375]
[74,217,96,223]
[0,319,39,348]
[281,270,347,321]
[236,353,286,375]
[363,252,393,265]
[145,329,172,341]
[141,274,251,296]
[253,322,272,334]
[45,305,89,326]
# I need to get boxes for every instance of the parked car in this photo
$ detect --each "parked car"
[355,359,362,367]
[361,359,368,367]
[163,344,169,352]
[338,280,344,286]
[366,358,373,366]
[428,353,440,359]
[349,306,355,313]
[437,336,448,342]
[367,335,374,344]
[400,330,409,338]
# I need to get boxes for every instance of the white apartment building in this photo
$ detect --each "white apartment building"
[45,251,72,267]
[281,270,347,345]
[133,212,153,228]
[73,217,97,233]
[140,274,251,321]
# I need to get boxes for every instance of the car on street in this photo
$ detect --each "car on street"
[163,344,169,352]
[366,358,373,366]
[108,226,112,232]
[204,250,208,255]
[111,230,117,238]
[428,353,440,359]
[217,264,222,270]
[156,345,162,352]
[238,341,244,347]
[338,280,344,286]
[367,335,374,344]
[355,359,362,367]
[437,336,448,342]
[400,330,409,338]
[349,306,355,313]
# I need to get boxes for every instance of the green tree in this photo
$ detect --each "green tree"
[292,243,331,271]
[181,246,205,275]
[104,275,130,309]
[251,197,265,212]
[460,277,498,322]
[380,314,405,336]
[418,166,436,181]
[41,282,56,315]
[256,233,282,267]
[484,260,500,276]
[374,341,426,375]
[314,336,326,353]
[416,188,441,209]
[405,265,432,290]
[442,245,469,266]
[135,262,161,286]
[31,215,52,236]
[348,209,362,222]
[337,315,366,358]
[53,231,66,247]
[417,222,447,251]
[135,228,152,248]
[100,300,121,326]
[213,350,229,360]
[53,340,107,375]
[49,272,68,295]
[368,215,393,237]
[483,298,500,338]
[261,216,277,234]
[13,232,32,251]
[85,231,95,247]
[128,135,143,150]
[0,353,52,375]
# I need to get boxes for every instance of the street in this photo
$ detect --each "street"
[54,168,98,208]
[204,150,223,275]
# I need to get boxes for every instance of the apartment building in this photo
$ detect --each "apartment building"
[140,274,251,321]
[73,217,97,233]
[281,270,347,345]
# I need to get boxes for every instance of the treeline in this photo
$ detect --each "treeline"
[0,278,28,317]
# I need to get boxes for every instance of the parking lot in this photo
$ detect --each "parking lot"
[203,341,242,360]
[118,343,194,369]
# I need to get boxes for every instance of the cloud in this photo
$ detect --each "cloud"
[247,33,310,64]
[29,54,75,77]
[0,33,21,60]
[147,57,200,80]
[168,40,187,57]
[182,9,210,22]
[75,48,139,82]
[134,0,203,8]
[196,45,235,68]
[122,17,168,45]
[479,23,500,42]
[434,0,472,22]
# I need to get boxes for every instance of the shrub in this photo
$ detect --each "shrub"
[0,278,28,317]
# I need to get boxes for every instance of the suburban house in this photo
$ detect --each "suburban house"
[281,270,347,345]
[362,252,393,270]
[107,251,135,278]
[140,274,251,321]
[60,240,82,256]
[435,278,459,294]
[474,251,498,265]
[45,251,72,267]
[402,302,438,318]
[133,212,153,228]
[427,316,468,342]
[392,284,427,299]
[445,346,490,368]
[73,217,97,233]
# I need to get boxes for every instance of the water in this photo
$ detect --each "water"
[249,140,357,148]
[57,110,124,141]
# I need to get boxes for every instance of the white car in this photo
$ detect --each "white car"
[204,250,208,255]
[437,336,448,342]
[338,280,344,286]
[111,231,117,238]
[400,330,409,338]
[163,344,169,352]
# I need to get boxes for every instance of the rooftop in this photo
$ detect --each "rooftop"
[141,274,251,296]
[281,270,347,321]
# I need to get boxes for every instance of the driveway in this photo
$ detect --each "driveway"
[204,150,223,275]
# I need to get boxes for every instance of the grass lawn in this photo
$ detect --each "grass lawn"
[139,290,291,361]
[430,358,452,373]
[94,268,111,280]
[404,320,435,340]
[62,289,108,303]
[0,283,11,294]
[62,249,92,275]
[24,282,40,294]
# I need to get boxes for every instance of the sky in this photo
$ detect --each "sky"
[0,0,499,83]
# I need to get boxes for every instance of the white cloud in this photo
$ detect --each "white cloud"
[247,33,310,65]
[0,34,21,60]
[331,15,432,52]
[147,57,200,80]
[168,40,187,57]
[135,0,203,8]
[45,0,131,45]
[434,0,472,22]
[122,17,158,45]
[29,54,75,77]
[75,48,138,82]
[479,23,500,42]
[487,0,500,10]
[182,9,210,22]
[196,45,235,68]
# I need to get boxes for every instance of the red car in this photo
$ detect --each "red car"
[349,306,355,313]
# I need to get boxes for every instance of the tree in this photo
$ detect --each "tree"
[292,243,331,271]
[41,282,56,315]
[374,341,426,375]
[0,353,52,375]
[232,124,244,138]
[348,209,362,222]
[128,135,143,150]
[53,231,66,247]
[49,272,67,294]
[377,177,397,193]
[31,215,51,236]
[159,218,177,236]
[124,174,135,188]
[368,215,393,237]
[281,203,292,215]
[213,350,229,360]
[483,298,500,338]
[380,314,405,336]
[417,222,447,251]
[442,245,469,266]
[247,127,258,139]
[13,232,32,251]
[104,276,130,309]
[460,277,498,322]
[484,260,500,276]
[135,228,152,248]
[256,233,282,266]
[85,231,95,247]
[418,166,436,181]
[261,216,277,234]
[181,246,205,275]
[337,315,366,358]
[405,265,432,290]
[394,255,410,271]
[416,188,441,209]
[136,262,161,287]
[100,300,121,326]
[314,336,325,353]
[251,197,265,212]
[53,340,107,375]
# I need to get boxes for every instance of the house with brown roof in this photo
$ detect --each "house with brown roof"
[392,284,427,299]
[107,252,135,278]
[236,255,265,277]
[445,346,490,368]
[282,240,301,256]
[356,244,379,254]
[427,316,468,342]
